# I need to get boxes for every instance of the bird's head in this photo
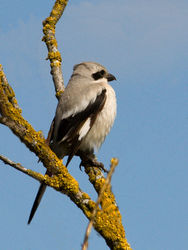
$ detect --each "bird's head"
[72,62,116,83]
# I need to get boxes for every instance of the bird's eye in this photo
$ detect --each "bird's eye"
[92,70,106,80]
[100,70,105,76]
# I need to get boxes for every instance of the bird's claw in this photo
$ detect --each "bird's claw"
[79,159,109,173]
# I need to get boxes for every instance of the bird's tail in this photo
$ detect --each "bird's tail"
[28,119,55,224]
[27,181,47,224]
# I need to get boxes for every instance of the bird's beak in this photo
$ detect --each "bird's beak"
[107,73,116,82]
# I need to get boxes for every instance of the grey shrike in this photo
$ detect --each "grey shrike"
[28,62,117,224]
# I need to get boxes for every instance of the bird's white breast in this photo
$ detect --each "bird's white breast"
[80,83,117,152]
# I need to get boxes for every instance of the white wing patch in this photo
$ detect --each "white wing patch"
[78,118,91,140]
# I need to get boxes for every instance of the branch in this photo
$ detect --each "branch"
[0,153,47,183]
[0,152,100,220]
[0,65,21,111]
[42,0,69,98]
[0,154,29,175]
[82,158,118,250]
[83,161,132,250]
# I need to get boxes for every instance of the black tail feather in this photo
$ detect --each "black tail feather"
[27,182,47,224]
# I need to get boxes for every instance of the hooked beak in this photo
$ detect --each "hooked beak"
[106,73,116,82]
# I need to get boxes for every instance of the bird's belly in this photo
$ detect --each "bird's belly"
[80,87,116,152]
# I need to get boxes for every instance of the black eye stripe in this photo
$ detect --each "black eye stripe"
[92,70,106,80]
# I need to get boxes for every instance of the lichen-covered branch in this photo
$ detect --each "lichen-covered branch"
[82,158,118,250]
[84,160,131,250]
[42,0,69,98]
[0,153,95,215]
[0,66,21,111]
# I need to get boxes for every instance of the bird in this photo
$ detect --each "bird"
[27,61,117,224]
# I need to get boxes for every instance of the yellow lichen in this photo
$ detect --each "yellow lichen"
[46,39,58,48]
[43,25,55,36]
[46,16,56,24]
[94,207,130,249]
[47,51,62,62]
[82,192,90,200]
[55,90,64,98]
[51,61,61,67]
[111,157,119,166]
[0,71,4,78]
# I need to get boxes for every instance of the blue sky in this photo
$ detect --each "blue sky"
[0,1,188,249]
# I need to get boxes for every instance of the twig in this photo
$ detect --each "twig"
[0,154,28,174]
[0,154,45,183]
[82,158,119,250]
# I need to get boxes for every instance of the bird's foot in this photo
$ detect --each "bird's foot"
[79,158,108,173]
